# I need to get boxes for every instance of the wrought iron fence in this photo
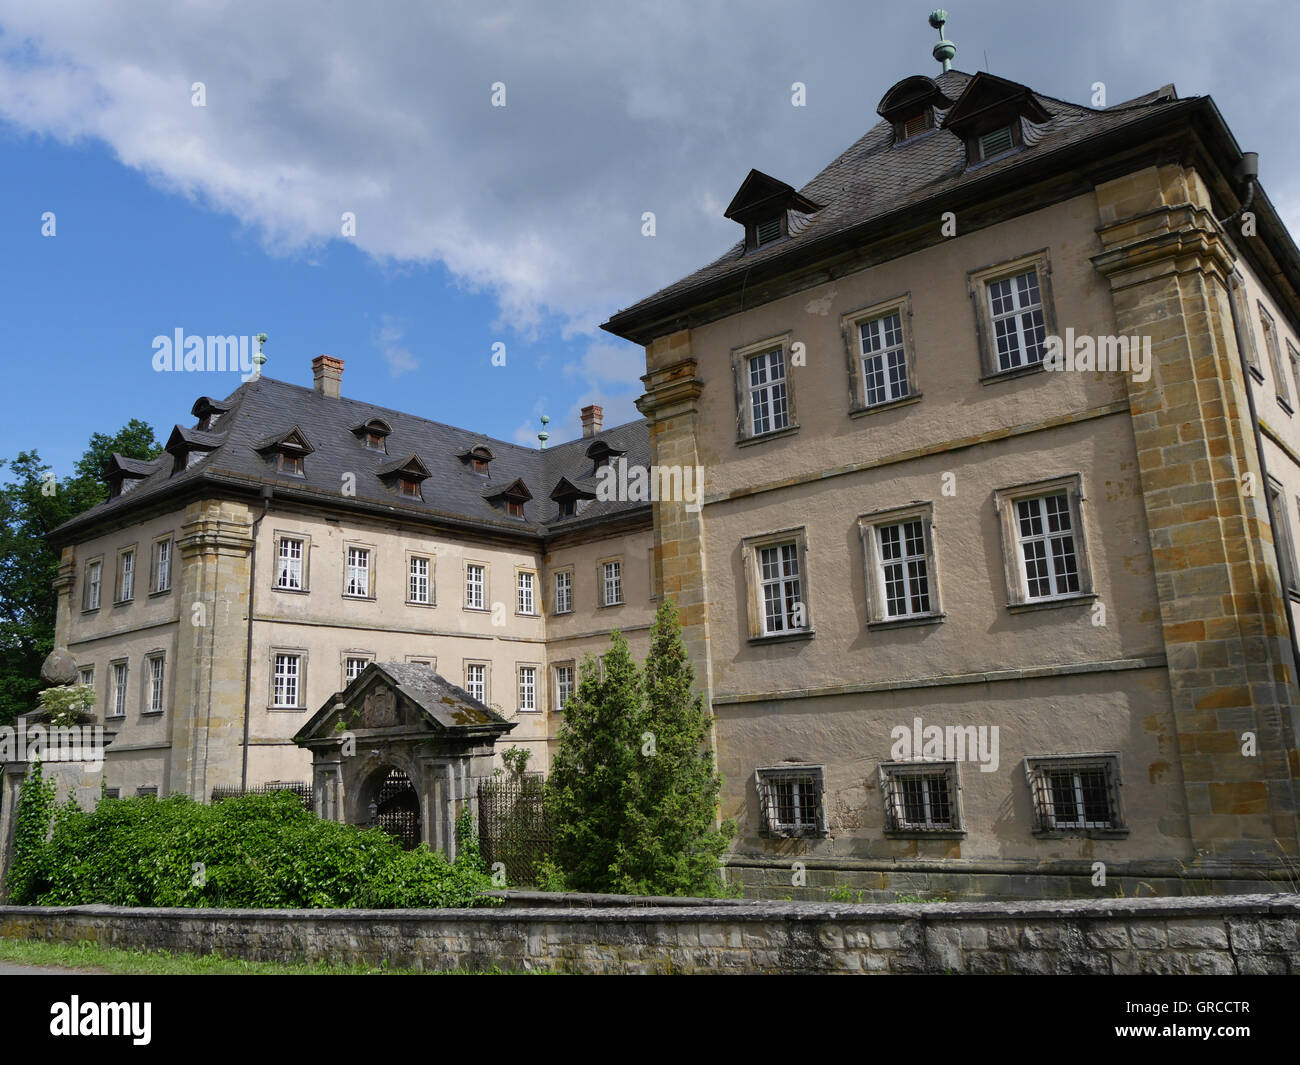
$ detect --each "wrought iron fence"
[210,780,313,810]
[477,773,552,886]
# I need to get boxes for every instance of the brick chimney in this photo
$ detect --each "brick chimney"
[580,404,603,438]
[312,355,344,398]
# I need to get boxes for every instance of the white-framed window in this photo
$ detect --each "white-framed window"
[344,546,371,597]
[466,563,485,609]
[116,547,135,603]
[755,766,825,837]
[879,762,961,832]
[859,310,910,406]
[151,537,172,594]
[408,555,431,604]
[858,505,941,624]
[1025,755,1124,834]
[83,559,102,611]
[987,268,1047,371]
[759,542,802,634]
[465,662,487,703]
[554,570,573,614]
[518,665,537,712]
[345,656,370,684]
[601,560,623,606]
[554,663,575,710]
[78,666,94,689]
[517,571,536,615]
[1260,303,1292,410]
[276,537,304,590]
[273,653,301,708]
[146,654,166,714]
[994,475,1093,608]
[746,347,789,436]
[109,661,128,718]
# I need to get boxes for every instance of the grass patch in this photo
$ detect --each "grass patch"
[0,937,546,975]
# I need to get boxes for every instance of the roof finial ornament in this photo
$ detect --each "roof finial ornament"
[929,10,955,73]
[538,414,550,450]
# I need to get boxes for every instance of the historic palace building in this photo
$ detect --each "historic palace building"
[47,32,1300,896]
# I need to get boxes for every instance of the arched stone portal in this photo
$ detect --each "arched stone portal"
[294,662,514,861]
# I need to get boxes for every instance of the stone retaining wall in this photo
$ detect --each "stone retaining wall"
[1,894,1296,973]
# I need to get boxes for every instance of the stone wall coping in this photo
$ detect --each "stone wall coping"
[2,893,1296,924]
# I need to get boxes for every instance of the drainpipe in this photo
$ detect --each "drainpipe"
[240,485,274,791]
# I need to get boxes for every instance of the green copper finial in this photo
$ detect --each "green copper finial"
[538,413,550,450]
[253,332,268,366]
[929,10,955,72]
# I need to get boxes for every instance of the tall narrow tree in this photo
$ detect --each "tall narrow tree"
[611,599,734,896]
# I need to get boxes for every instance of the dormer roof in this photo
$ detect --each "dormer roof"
[723,169,823,225]
[375,453,431,481]
[550,475,598,501]
[482,477,532,502]
[939,71,1052,137]
[251,425,315,457]
[876,75,954,122]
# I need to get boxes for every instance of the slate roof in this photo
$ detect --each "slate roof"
[604,69,1192,333]
[50,373,650,542]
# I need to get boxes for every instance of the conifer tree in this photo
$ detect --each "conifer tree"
[611,599,734,896]
[545,631,642,892]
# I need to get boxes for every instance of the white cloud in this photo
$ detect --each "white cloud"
[375,316,419,377]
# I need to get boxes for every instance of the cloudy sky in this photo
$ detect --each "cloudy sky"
[0,0,1295,471]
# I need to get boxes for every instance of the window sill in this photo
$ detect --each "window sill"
[748,628,815,646]
[273,586,309,594]
[148,589,172,599]
[1249,365,1266,383]
[463,605,489,612]
[515,612,539,619]
[552,608,574,617]
[736,424,800,448]
[406,600,435,608]
[113,599,134,607]
[884,829,967,840]
[867,612,946,631]
[140,710,165,718]
[849,393,923,420]
[81,608,101,615]
[1279,397,1295,416]
[599,600,625,609]
[1007,592,1097,614]
[1032,827,1129,840]
[342,594,376,602]
[980,362,1046,385]
[759,829,826,840]
[268,706,307,713]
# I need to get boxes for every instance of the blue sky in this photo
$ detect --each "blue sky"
[1,1,1296,477]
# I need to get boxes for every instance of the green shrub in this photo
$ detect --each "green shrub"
[11,784,496,909]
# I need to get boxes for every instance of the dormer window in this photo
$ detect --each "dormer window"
[585,439,626,476]
[377,453,431,501]
[350,417,393,453]
[877,75,952,148]
[938,72,1050,168]
[723,169,822,255]
[483,477,532,520]
[558,498,576,518]
[251,426,314,479]
[506,500,524,518]
[104,453,155,498]
[166,425,223,476]
[458,444,494,476]
[550,476,597,521]
[190,396,232,433]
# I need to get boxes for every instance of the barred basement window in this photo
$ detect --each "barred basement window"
[1025,755,1125,835]
[879,762,962,833]
[755,765,826,837]
[104,788,120,799]
[137,786,158,798]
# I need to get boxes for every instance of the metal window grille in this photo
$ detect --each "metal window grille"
[154,539,171,593]
[1028,758,1120,831]
[882,765,956,831]
[859,311,909,406]
[518,572,535,614]
[409,556,430,603]
[104,787,120,799]
[111,663,127,717]
[747,348,789,435]
[345,547,370,597]
[273,654,300,707]
[136,786,158,798]
[555,571,572,613]
[988,268,1046,370]
[148,656,165,713]
[211,780,312,809]
[466,663,486,702]
[276,538,303,589]
[603,561,622,605]
[518,666,536,711]
[757,768,825,836]
[759,542,802,633]
[1015,492,1080,599]
[466,564,485,608]
[555,664,574,709]
[878,520,930,617]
